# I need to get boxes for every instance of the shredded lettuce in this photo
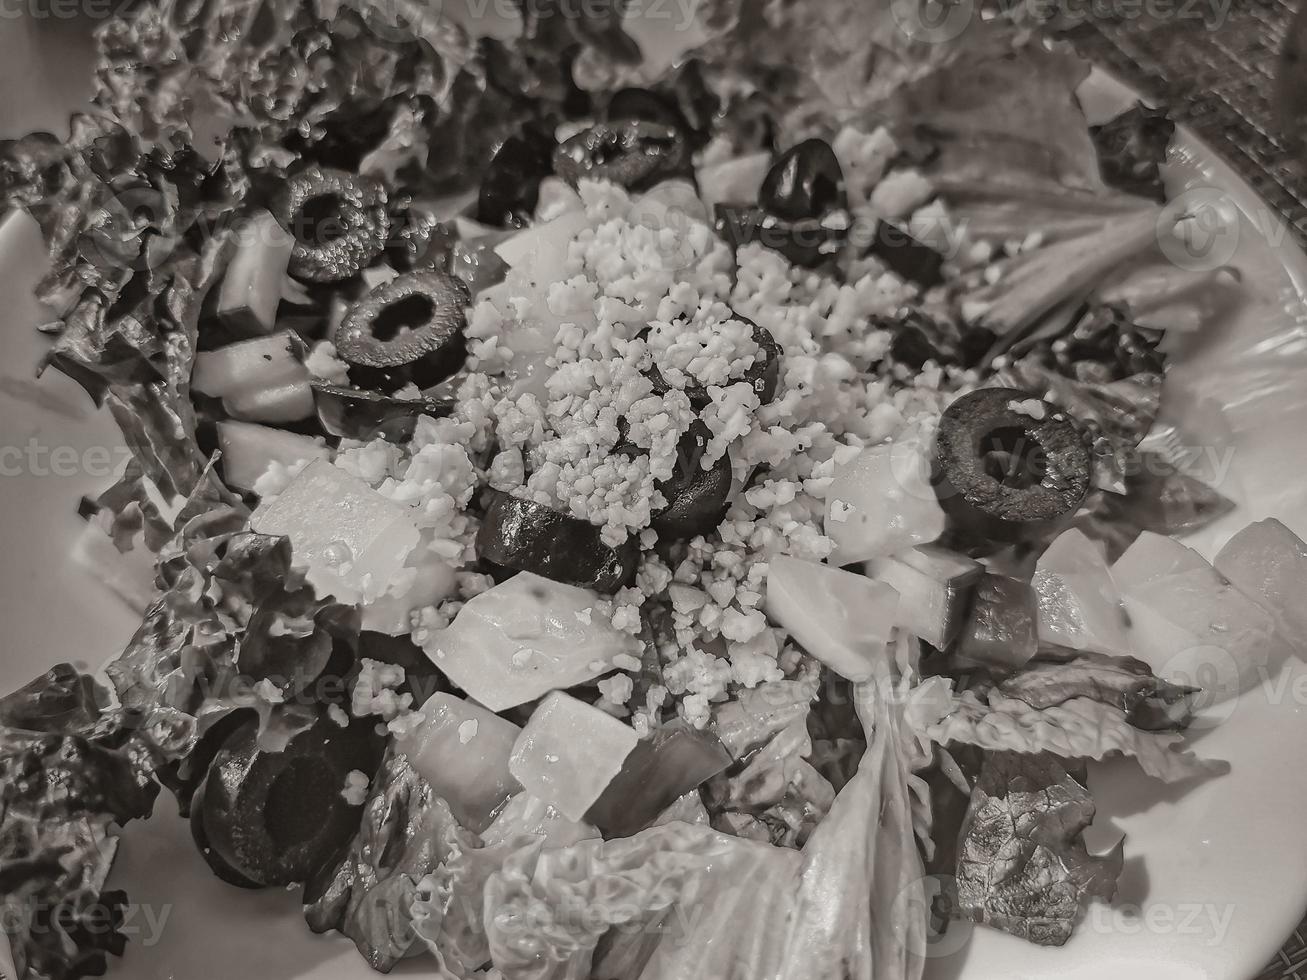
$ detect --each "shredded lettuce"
[996,651,1198,730]
[953,751,1123,946]
[928,690,1227,784]
[0,666,159,980]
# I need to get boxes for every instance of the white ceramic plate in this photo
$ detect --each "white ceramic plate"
[4,46,1307,980]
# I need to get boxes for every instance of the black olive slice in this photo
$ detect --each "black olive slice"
[651,423,733,541]
[334,269,470,392]
[193,715,385,888]
[311,380,453,442]
[553,121,690,193]
[276,167,389,282]
[477,129,557,228]
[759,139,847,222]
[476,490,637,594]
[931,387,1092,543]
[606,88,688,132]
[868,221,945,287]
[714,204,846,268]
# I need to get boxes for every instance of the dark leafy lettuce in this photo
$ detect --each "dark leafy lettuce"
[995,651,1198,732]
[305,750,476,972]
[954,751,1122,946]
[1090,102,1175,203]
[107,491,361,802]
[0,665,159,980]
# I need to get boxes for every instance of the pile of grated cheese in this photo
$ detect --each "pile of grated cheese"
[265,127,977,731]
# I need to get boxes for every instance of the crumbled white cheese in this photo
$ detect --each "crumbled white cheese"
[340,770,370,806]
[253,678,285,703]
[304,340,351,385]
[327,703,350,728]
[351,658,412,722]
[1008,398,1048,420]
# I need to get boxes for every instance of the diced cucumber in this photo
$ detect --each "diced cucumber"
[249,459,420,604]
[193,331,314,424]
[216,420,329,494]
[216,209,295,337]
[192,331,306,399]
[509,691,639,823]
[398,693,522,833]
[421,572,642,712]
[764,554,899,682]
[865,548,981,649]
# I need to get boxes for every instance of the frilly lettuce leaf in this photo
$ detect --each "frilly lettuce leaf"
[107,493,357,799]
[0,666,159,980]
[703,718,835,848]
[307,750,478,972]
[954,751,1123,946]
[927,690,1227,784]
[996,651,1198,731]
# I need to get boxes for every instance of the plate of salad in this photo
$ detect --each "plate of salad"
[5,1,1307,979]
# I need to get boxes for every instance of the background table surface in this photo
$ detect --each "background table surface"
[2,4,1307,978]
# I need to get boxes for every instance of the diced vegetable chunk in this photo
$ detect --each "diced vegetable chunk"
[192,330,314,424]
[480,792,599,850]
[764,555,899,681]
[216,420,329,494]
[824,441,946,566]
[398,693,521,832]
[586,725,733,836]
[1114,531,1276,702]
[509,691,639,822]
[956,574,1039,669]
[249,459,419,604]
[361,550,459,636]
[864,546,982,648]
[493,209,591,286]
[1032,528,1131,658]
[421,572,642,711]
[216,209,294,336]
[1214,519,1307,657]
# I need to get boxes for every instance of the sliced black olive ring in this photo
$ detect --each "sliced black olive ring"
[931,386,1091,543]
[334,269,470,392]
[311,380,453,442]
[277,166,390,282]
[552,120,690,193]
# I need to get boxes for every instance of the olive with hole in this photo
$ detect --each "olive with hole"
[190,714,385,888]
[476,490,637,594]
[275,166,389,282]
[311,380,453,442]
[931,386,1091,543]
[651,423,734,540]
[553,121,690,192]
[644,315,781,408]
[334,270,470,392]
[758,139,847,223]
[477,129,556,228]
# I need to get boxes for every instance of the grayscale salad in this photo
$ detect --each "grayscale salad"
[3,0,1305,978]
